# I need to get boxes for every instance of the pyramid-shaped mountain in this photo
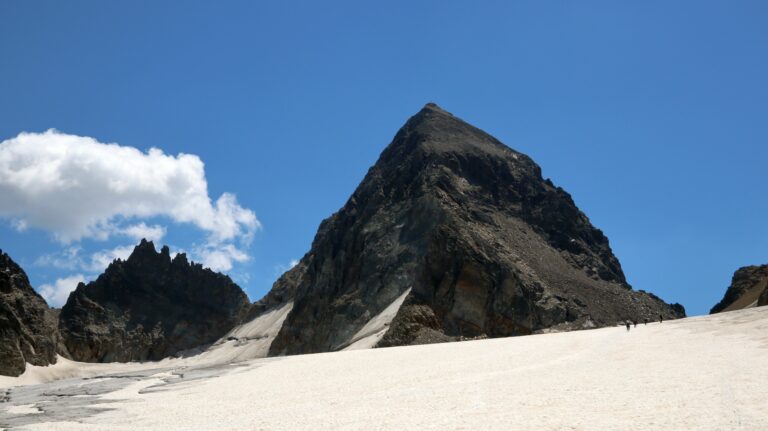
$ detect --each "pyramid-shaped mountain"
[264,104,684,355]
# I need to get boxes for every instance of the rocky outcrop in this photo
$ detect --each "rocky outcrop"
[711,264,768,313]
[59,240,250,362]
[265,103,685,356]
[243,260,305,323]
[0,250,61,376]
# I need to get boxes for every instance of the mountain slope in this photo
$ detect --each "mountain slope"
[0,250,61,376]
[59,240,250,362]
[711,264,768,313]
[3,300,765,430]
[266,103,684,356]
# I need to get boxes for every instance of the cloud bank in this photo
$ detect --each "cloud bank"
[0,130,259,272]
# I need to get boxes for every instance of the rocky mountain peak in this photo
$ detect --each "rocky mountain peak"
[172,251,189,266]
[378,102,525,168]
[59,239,250,362]
[265,104,683,356]
[134,237,156,252]
[711,264,768,313]
[0,248,30,292]
[347,104,626,286]
[0,249,61,376]
[125,239,170,265]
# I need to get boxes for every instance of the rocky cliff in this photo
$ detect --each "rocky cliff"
[711,264,768,313]
[59,240,250,362]
[0,250,61,376]
[266,103,685,356]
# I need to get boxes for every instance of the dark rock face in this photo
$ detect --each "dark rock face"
[760,287,768,307]
[267,103,685,356]
[243,260,305,323]
[0,250,60,376]
[711,264,768,313]
[59,240,250,362]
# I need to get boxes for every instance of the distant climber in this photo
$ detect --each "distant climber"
[644,318,649,325]
[625,320,631,331]
[659,314,663,323]
[633,320,637,328]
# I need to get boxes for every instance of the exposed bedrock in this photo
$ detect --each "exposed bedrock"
[0,250,62,376]
[59,240,250,362]
[266,103,684,356]
[711,264,768,313]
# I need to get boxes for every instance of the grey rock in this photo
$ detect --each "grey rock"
[266,103,684,356]
[710,264,768,313]
[759,287,768,307]
[59,239,250,362]
[0,250,61,376]
[242,260,306,323]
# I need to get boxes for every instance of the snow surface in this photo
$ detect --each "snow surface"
[195,301,294,364]
[0,356,155,388]
[2,306,767,430]
[0,302,294,389]
[342,288,411,350]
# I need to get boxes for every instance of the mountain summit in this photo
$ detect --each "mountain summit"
[59,239,250,362]
[265,104,684,355]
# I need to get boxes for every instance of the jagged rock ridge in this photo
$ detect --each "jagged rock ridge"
[266,103,685,355]
[59,240,250,362]
[711,264,768,313]
[0,250,62,376]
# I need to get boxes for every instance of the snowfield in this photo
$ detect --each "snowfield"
[1,306,767,430]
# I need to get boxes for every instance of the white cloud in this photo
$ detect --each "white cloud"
[118,222,166,242]
[35,243,136,274]
[0,130,259,274]
[36,240,250,276]
[39,274,85,307]
[88,245,135,272]
[0,130,259,244]
[11,218,28,232]
[35,246,83,270]
[195,243,250,272]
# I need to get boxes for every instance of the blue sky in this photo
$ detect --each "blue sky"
[0,1,766,315]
